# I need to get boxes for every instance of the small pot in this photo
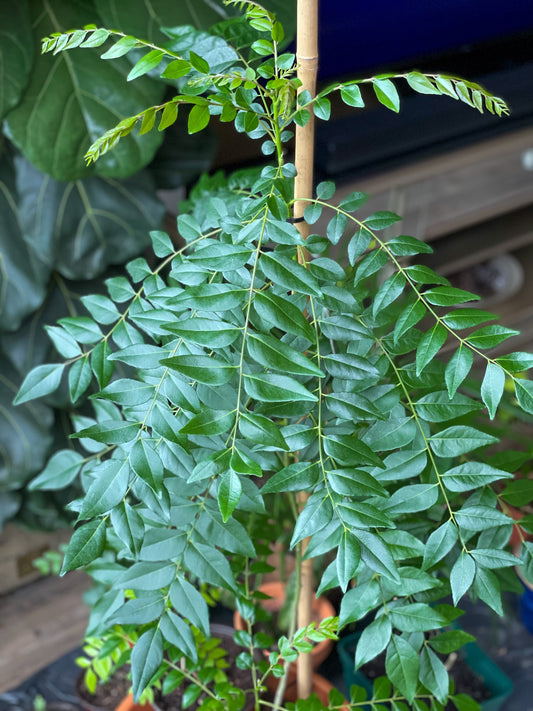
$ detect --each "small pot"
[115,697,151,711]
[233,581,336,693]
[284,673,349,708]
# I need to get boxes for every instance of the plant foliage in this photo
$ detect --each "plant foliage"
[15,3,531,709]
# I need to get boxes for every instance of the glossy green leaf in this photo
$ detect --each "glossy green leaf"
[501,478,533,507]
[291,492,334,547]
[373,272,405,317]
[428,629,476,655]
[420,647,449,706]
[218,469,242,521]
[29,450,84,491]
[244,372,317,403]
[441,462,512,493]
[131,628,163,702]
[327,468,386,498]
[110,502,144,557]
[429,426,497,457]
[495,351,533,373]
[373,78,400,112]
[445,345,474,397]
[262,462,319,493]
[385,635,419,703]
[165,317,241,348]
[61,519,107,573]
[338,580,381,628]
[337,530,361,591]
[169,576,209,636]
[184,541,237,592]
[261,253,321,296]
[239,412,289,450]
[454,505,511,532]
[14,363,65,405]
[466,325,519,350]
[160,611,198,662]
[364,211,401,230]
[385,483,439,515]
[324,434,383,467]
[68,357,92,403]
[424,286,478,306]
[181,409,236,436]
[355,529,400,583]
[253,291,314,340]
[470,548,519,569]
[161,355,237,385]
[131,439,164,492]
[422,520,458,570]
[450,552,476,604]
[81,458,130,518]
[73,420,139,445]
[362,417,417,452]
[414,391,482,422]
[119,561,176,591]
[340,82,364,107]
[394,300,426,343]
[0,2,33,119]
[354,615,392,669]
[323,353,379,381]
[416,324,447,375]
[247,332,323,376]
[337,500,394,529]
[188,104,211,134]
[390,604,446,633]
[513,377,533,415]
[326,392,383,422]
[188,243,252,271]
[442,308,496,330]
[110,594,165,626]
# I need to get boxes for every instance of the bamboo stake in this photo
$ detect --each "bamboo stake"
[293,0,319,700]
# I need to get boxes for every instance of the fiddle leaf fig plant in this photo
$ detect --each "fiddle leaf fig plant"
[16,1,533,708]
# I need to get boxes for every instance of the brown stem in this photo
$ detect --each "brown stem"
[293,0,319,699]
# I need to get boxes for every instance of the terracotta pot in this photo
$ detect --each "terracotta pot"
[233,580,336,692]
[504,502,533,547]
[115,696,152,711]
[285,673,349,709]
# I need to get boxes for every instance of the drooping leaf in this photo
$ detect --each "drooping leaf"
[6,1,165,180]
[14,363,65,405]
[429,426,497,457]
[450,552,476,605]
[354,615,392,669]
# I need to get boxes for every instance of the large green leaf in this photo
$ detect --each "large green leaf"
[0,149,47,332]
[95,0,295,48]
[16,155,164,279]
[0,0,34,117]
[0,1,33,119]
[5,0,164,181]
[0,358,54,493]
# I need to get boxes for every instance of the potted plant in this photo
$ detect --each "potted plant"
[15,1,533,708]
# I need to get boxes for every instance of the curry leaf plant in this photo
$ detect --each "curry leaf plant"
[16,2,531,709]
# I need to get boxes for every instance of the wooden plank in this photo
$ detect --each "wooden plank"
[0,523,72,595]
[0,572,91,693]
[418,206,533,276]
[326,127,533,242]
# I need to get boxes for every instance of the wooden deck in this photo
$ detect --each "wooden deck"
[0,572,91,693]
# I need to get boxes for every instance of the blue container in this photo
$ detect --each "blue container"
[519,585,533,635]
[338,631,513,711]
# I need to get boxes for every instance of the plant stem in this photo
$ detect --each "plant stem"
[293,0,319,699]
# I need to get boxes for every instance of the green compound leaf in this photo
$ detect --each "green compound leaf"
[247,332,323,376]
[260,252,321,296]
[416,324,447,375]
[445,345,474,397]
[429,426,497,457]
[161,355,237,385]
[61,518,107,573]
[420,646,449,706]
[0,2,33,119]
[6,1,164,181]
[337,530,361,592]
[422,520,458,570]
[169,576,209,636]
[414,391,482,422]
[29,450,84,491]
[450,552,476,605]
[441,462,512,493]
[243,373,317,403]
[131,628,164,702]
[373,78,400,112]
[14,363,65,405]
[385,635,419,703]
[354,615,392,669]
